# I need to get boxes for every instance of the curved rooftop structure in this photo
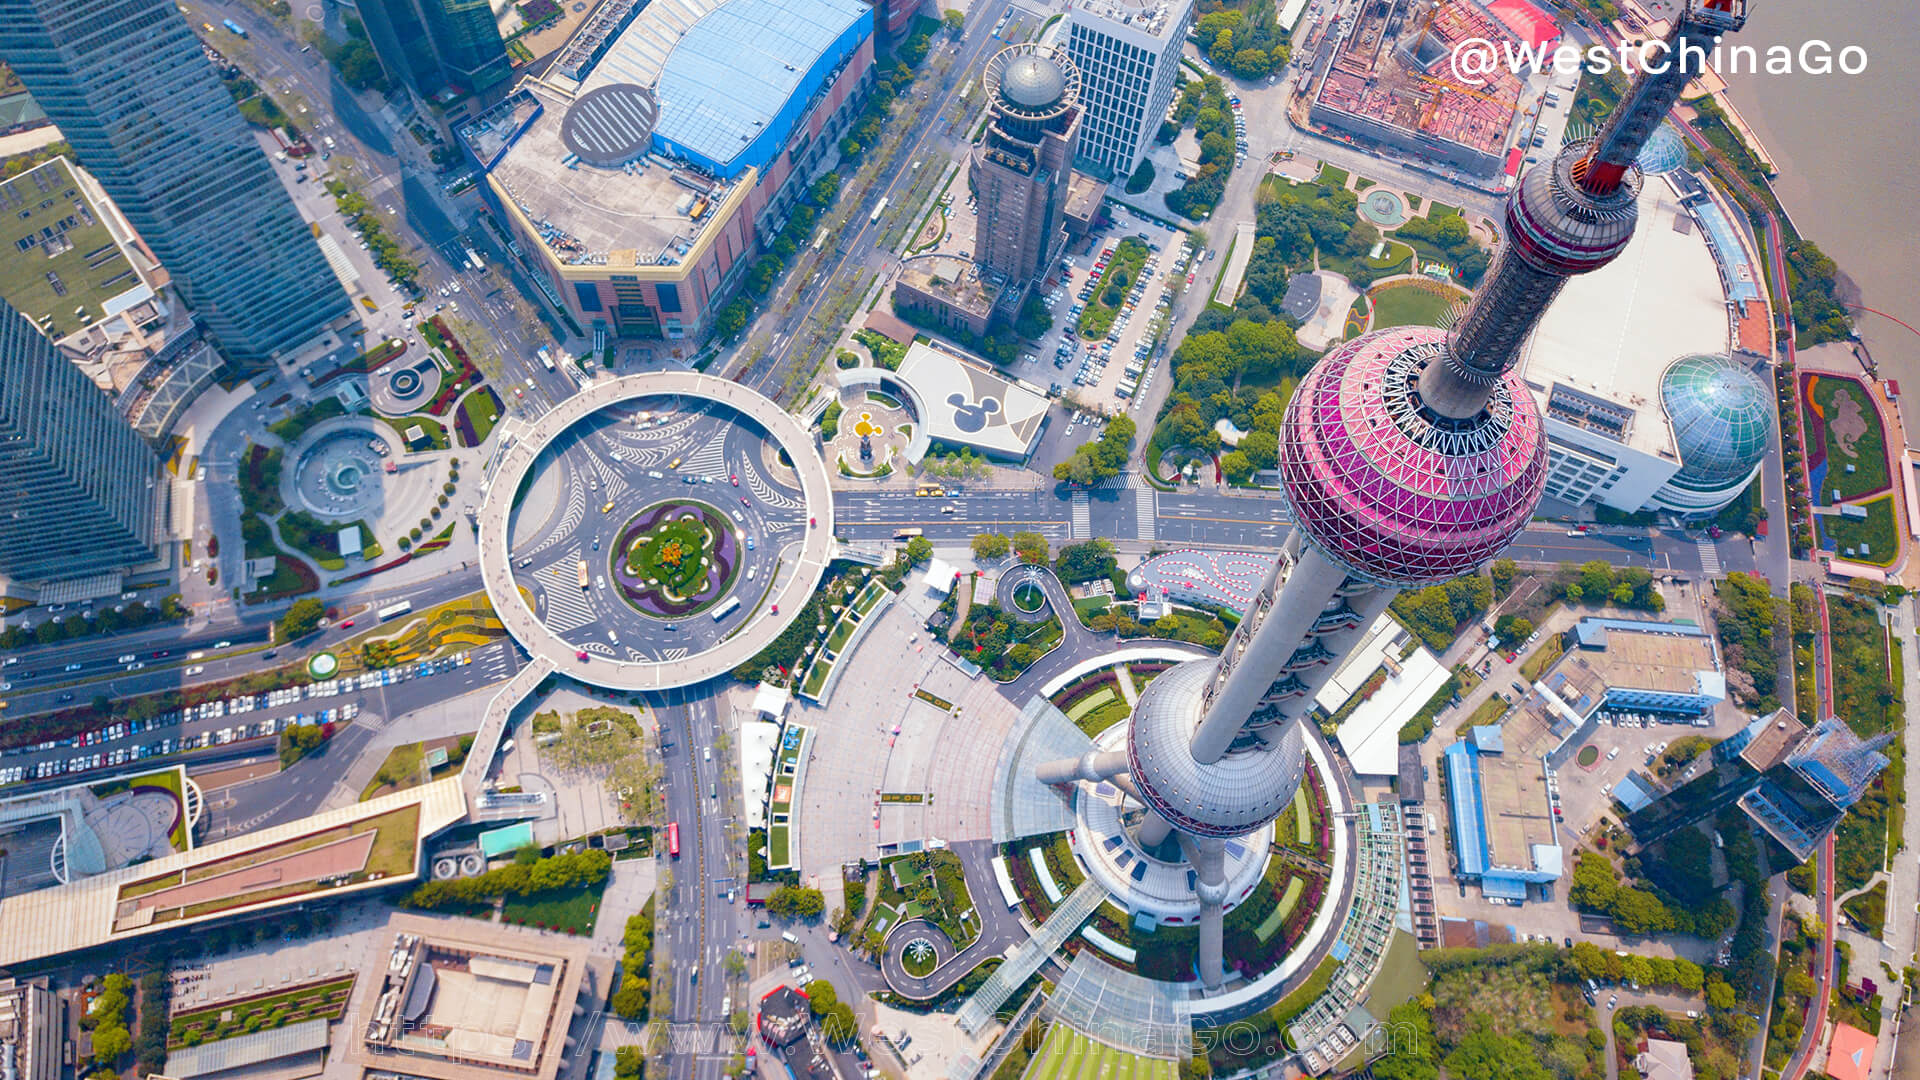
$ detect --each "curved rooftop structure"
[1002,53,1065,109]
[982,42,1080,123]
[1658,353,1774,499]
[648,0,872,177]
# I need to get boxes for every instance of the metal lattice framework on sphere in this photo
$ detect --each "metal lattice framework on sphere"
[1278,326,1549,585]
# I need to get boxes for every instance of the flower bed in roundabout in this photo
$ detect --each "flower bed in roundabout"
[610,501,740,617]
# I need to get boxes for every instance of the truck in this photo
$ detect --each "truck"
[464,247,485,272]
[538,346,556,371]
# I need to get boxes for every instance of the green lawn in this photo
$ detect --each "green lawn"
[801,657,831,697]
[1026,1023,1179,1080]
[825,614,859,653]
[501,882,604,935]
[458,385,504,447]
[1366,930,1430,1011]
[1811,375,1891,499]
[1466,695,1510,728]
[1823,495,1899,566]
[0,158,140,337]
[1065,688,1116,721]
[1368,282,1466,328]
[1428,201,1462,219]
[1072,595,1112,625]
[1256,877,1303,942]
[376,412,451,451]
[1317,163,1350,188]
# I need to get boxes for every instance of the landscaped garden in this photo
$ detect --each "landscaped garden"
[169,974,356,1047]
[1821,494,1899,565]
[878,850,978,949]
[1801,372,1890,502]
[611,501,739,616]
[1077,238,1150,341]
[456,386,504,448]
[900,937,940,977]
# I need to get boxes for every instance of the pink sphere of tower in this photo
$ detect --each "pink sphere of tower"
[1278,324,1548,586]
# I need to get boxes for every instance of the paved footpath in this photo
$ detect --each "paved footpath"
[1871,597,1920,1080]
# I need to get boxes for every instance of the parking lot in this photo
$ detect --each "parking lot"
[1026,208,1197,417]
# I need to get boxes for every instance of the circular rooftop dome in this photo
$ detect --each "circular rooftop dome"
[1661,354,1775,491]
[1636,123,1689,176]
[561,83,659,167]
[1279,325,1549,585]
[1001,53,1065,109]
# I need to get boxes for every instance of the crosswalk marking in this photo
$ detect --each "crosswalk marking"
[1697,539,1721,575]
[1135,489,1156,541]
[537,558,599,633]
[681,436,728,478]
[1069,493,1090,539]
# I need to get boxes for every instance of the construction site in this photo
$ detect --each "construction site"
[1306,0,1544,180]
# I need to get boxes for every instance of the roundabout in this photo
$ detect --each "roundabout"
[477,372,835,690]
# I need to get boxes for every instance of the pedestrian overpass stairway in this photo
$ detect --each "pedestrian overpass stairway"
[956,878,1109,1035]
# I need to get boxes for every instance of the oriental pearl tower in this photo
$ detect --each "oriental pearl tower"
[1039,0,1749,987]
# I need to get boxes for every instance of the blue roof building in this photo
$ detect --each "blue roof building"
[652,0,873,178]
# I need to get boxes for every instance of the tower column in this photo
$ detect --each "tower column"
[1178,833,1229,988]
[1189,541,1350,764]
[1135,812,1173,849]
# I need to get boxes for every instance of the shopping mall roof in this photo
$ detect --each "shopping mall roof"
[649,0,871,177]
[1520,177,1732,460]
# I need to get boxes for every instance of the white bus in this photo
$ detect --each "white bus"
[537,346,556,371]
[869,197,887,225]
[464,247,484,272]
[710,596,741,621]
[377,600,413,622]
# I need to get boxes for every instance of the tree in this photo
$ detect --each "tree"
[1706,980,1736,1010]
[278,597,326,640]
[903,536,933,566]
[1012,531,1049,565]
[971,533,1010,560]
[614,1046,645,1080]
[724,950,748,979]
[821,1003,858,1044]
[1442,1029,1550,1080]
[766,885,825,919]
[1054,538,1116,585]
[92,1026,132,1063]
[805,980,838,1014]
[942,7,964,29]
[278,723,324,766]
[1370,1001,1437,1080]
[1220,450,1253,484]
[611,975,649,1019]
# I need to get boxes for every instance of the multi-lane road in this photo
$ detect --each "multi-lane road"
[650,684,747,1080]
[830,486,1762,577]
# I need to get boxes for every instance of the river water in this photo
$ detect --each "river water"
[1714,1,1920,445]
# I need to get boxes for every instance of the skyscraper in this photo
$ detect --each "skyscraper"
[973,45,1082,289]
[355,0,511,99]
[0,0,352,371]
[0,299,162,583]
[1040,0,1751,987]
[1064,0,1189,180]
